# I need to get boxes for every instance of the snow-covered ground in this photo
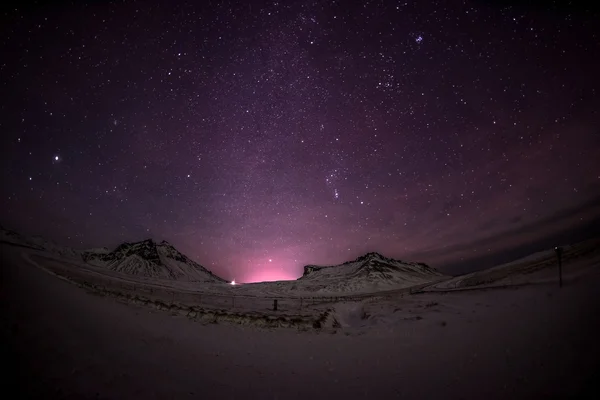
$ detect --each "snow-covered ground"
[0,225,81,258]
[5,235,446,302]
[8,234,600,319]
[1,226,445,296]
[426,237,600,291]
[2,242,599,398]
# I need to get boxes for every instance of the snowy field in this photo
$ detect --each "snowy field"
[2,241,600,398]
[16,248,446,319]
[0,227,445,301]
[18,249,444,329]
[426,237,600,291]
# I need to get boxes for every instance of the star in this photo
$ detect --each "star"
[1,0,597,285]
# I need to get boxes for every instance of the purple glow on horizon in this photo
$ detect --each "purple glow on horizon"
[1,1,599,282]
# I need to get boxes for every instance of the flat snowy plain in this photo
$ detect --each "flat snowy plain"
[2,242,599,399]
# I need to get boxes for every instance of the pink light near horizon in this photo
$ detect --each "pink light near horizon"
[243,267,300,283]
[210,247,309,283]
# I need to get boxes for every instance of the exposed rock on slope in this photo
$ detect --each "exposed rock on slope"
[82,239,226,282]
[298,252,445,293]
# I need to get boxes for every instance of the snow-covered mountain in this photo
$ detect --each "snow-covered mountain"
[297,252,446,293]
[81,239,226,283]
[0,225,82,258]
[1,224,442,292]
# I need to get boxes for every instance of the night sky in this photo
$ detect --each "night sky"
[1,0,599,282]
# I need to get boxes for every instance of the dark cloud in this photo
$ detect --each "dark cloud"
[412,196,600,273]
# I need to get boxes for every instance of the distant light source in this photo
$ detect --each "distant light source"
[230,280,236,285]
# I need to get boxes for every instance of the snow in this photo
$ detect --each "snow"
[80,242,446,295]
[292,252,446,294]
[2,240,599,398]
[427,237,599,291]
[81,239,226,283]
[1,227,445,296]
[0,225,89,258]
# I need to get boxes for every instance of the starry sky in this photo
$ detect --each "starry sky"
[1,0,599,282]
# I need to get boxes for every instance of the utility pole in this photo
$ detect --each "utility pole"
[554,246,563,288]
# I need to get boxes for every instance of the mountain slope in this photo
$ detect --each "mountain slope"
[297,252,446,293]
[82,239,226,283]
[0,225,82,258]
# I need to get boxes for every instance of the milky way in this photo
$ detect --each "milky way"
[1,1,599,282]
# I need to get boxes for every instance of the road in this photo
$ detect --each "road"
[2,244,599,399]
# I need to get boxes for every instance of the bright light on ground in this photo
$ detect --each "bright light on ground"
[230,280,236,285]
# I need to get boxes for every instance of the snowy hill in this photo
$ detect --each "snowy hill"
[2,224,442,292]
[81,239,226,283]
[295,252,446,293]
[0,225,81,258]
